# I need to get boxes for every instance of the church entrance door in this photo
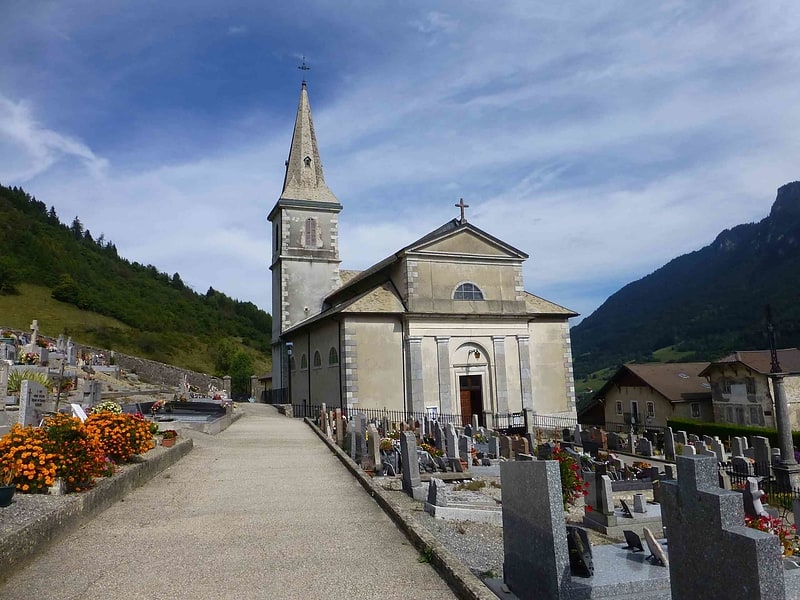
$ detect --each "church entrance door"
[459,375,484,426]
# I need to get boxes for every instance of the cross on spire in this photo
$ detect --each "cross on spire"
[455,198,469,224]
[298,55,311,84]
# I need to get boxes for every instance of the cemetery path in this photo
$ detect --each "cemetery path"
[0,404,459,600]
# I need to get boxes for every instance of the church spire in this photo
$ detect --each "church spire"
[280,82,338,203]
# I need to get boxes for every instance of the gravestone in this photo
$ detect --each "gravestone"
[500,435,514,459]
[675,430,688,446]
[366,423,381,471]
[501,460,570,599]
[511,436,530,457]
[731,456,754,476]
[335,409,344,447]
[606,431,620,451]
[664,427,676,461]
[687,434,699,443]
[752,436,772,477]
[38,347,49,365]
[743,477,768,518]
[718,468,732,490]
[710,438,727,464]
[471,414,479,432]
[352,413,367,460]
[82,380,102,406]
[703,435,714,447]
[625,433,635,453]
[661,455,784,599]
[458,435,473,463]
[66,337,76,366]
[381,415,390,437]
[620,499,634,519]
[445,423,458,458]
[434,423,444,451]
[681,444,696,456]
[663,464,676,480]
[633,493,647,513]
[488,436,500,458]
[349,420,357,460]
[464,424,473,438]
[18,380,52,427]
[426,477,448,507]
[623,530,644,552]
[731,437,746,458]
[400,432,424,501]
[319,404,328,434]
[573,424,582,448]
[642,527,668,567]
[0,362,8,398]
[583,471,615,529]
[636,437,653,457]
[516,453,535,461]
[566,525,593,577]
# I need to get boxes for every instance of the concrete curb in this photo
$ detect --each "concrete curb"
[304,418,496,600]
[0,438,193,581]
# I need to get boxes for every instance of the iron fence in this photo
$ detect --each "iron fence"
[725,460,800,508]
[528,414,579,432]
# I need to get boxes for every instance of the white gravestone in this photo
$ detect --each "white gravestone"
[18,379,53,427]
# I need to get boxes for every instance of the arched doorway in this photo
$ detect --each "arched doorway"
[453,343,490,426]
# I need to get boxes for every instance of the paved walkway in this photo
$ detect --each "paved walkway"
[0,404,458,600]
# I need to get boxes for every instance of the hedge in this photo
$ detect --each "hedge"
[666,417,800,448]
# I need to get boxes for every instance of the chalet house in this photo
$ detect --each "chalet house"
[699,348,800,429]
[580,363,713,430]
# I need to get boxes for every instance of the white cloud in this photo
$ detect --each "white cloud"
[0,95,108,183]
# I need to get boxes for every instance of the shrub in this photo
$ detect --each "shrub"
[84,413,154,463]
[553,445,589,509]
[43,413,110,492]
[91,400,122,415]
[667,417,800,449]
[0,424,56,493]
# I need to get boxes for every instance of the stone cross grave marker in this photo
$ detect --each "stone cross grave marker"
[18,379,52,427]
[661,455,784,599]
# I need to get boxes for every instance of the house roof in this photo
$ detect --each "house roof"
[699,348,800,376]
[593,362,712,405]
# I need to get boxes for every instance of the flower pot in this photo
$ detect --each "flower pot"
[162,437,176,448]
[0,485,15,508]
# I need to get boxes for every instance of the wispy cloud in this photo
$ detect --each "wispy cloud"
[227,25,247,36]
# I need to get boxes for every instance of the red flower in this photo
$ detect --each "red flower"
[586,505,593,512]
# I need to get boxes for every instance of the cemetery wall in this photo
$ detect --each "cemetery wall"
[78,344,218,391]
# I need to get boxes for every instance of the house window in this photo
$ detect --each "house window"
[724,406,733,423]
[691,403,701,418]
[453,282,484,300]
[329,347,339,366]
[721,377,731,394]
[746,377,756,395]
[615,401,623,416]
[749,405,765,426]
[303,218,318,248]
[300,354,308,370]
[646,401,655,419]
[313,351,322,368]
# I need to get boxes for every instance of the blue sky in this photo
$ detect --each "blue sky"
[2,2,799,324]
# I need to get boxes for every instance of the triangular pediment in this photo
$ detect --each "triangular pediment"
[409,227,527,260]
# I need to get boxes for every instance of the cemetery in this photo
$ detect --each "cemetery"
[299,404,800,599]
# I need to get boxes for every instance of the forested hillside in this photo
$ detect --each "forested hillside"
[0,183,271,377]
[571,181,800,379]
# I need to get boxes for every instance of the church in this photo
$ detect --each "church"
[269,82,578,425]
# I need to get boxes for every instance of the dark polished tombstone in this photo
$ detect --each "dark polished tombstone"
[566,525,593,577]
[620,499,634,518]
[623,530,644,552]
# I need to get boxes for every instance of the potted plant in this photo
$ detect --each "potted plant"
[0,467,17,508]
[161,429,178,448]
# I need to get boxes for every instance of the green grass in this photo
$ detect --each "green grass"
[652,344,696,362]
[0,284,271,376]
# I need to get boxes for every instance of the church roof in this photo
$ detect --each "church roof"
[339,270,362,284]
[279,82,338,204]
[523,292,579,317]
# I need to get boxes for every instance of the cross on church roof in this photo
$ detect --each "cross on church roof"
[455,198,469,224]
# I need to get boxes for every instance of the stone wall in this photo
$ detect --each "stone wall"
[80,345,220,391]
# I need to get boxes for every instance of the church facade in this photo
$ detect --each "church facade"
[269,83,578,423]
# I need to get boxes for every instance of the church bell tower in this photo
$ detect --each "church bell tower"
[268,82,342,395]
